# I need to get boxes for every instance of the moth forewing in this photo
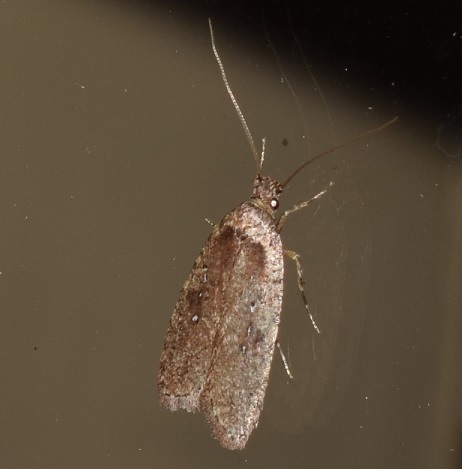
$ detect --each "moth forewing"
[158,174,285,450]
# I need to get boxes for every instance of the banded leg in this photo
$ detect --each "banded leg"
[276,182,332,375]
[276,341,294,379]
[276,181,333,232]
[284,249,320,334]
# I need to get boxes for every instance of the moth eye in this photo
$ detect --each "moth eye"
[191,313,199,324]
[270,198,279,209]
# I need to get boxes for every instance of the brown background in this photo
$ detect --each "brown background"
[1,1,460,468]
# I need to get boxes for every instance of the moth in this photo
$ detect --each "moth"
[158,19,397,450]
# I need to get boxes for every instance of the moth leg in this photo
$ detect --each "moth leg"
[204,218,217,228]
[276,341,293,379]
[276,181,333,232]
[284,249,321,334]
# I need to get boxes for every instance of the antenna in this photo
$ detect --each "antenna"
[281,117,399,188]
[208,19,398,184]
[208,19,261,171]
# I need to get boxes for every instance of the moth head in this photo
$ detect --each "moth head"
[252,174,283,211]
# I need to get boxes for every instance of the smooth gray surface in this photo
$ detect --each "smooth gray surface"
[1,1,460,468]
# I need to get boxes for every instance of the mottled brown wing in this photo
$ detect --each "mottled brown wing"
[158,202,284,450]
[158,221,239,412]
